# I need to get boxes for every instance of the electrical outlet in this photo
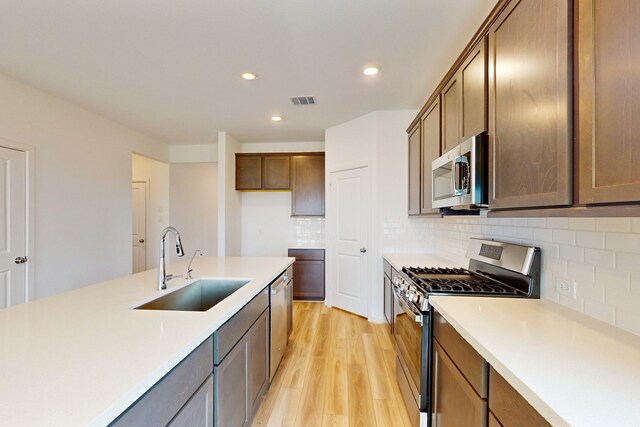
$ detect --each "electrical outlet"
[555,278,576,299]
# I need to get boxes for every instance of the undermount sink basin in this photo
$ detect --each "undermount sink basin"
[134,278,250,312]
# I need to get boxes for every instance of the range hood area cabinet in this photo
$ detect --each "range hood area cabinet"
[408,36,488,216]
[235,152,325,217]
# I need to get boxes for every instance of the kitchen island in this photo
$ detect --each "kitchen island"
[0,256,294,426]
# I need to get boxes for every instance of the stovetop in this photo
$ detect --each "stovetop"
[402,266,523,296]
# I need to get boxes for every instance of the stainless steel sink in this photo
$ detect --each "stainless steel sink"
[134,279,250,311]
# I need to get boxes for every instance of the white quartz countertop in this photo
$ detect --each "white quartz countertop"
[429,296,640,427]
[0,256,294,427]
[383,253,461,272]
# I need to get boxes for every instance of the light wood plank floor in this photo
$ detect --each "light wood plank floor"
[252,302,413,427]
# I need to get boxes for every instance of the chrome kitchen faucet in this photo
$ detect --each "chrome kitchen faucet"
[157,226,185,290]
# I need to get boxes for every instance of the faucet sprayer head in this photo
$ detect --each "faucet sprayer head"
[175,234,185,257]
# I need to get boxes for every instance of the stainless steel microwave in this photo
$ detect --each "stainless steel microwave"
[431,134,488,209]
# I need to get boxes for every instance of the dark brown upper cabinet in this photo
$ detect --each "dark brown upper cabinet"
[263,155,291,190]
[408,121,422,216]
[291,154,325,217]
[236,155,263,190]
[441,74,461,154]
[488,0,572,210]
[440,37,488,155]
[421,97,442,215]
[578,0,640,205]
[236,154,291,191]
[460,36,488,140]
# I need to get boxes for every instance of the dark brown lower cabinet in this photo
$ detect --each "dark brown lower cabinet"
[432,310,488,427]
[489,367,550,427]
[432,341,488,427]
[214,308,269,427]
[288,248,325,301]
[169,375,214,427]
[110,337,214,427]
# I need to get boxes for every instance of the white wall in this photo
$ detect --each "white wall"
[325,110,417,322]
[0,73,168,299]
[239,141,326,257]
[170,144,218,163]
[217,132,242,256]
[170,162,218,259]
[132,153,170,270]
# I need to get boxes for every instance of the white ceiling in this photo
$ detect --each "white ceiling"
[0,0,498,144]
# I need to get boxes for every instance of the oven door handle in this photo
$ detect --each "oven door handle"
[393,287,423,325]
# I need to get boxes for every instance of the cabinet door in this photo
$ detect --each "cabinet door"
[236,155,263,190]
[461,36,488,140]
[432,341,487,427]
[291,155,325,216]
[421,97,441,214]
[214,337,248,427]
[578,0,640,204]
[263,155,291,190]
[488,0,571,209]
[489,367,550,427]
[292,259,325,300]
[169,375,214,427]
[247,310,269,420]
[441,75,461,154]
[408,122,421,215]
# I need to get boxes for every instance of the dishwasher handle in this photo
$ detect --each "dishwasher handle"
[271,280,287,294]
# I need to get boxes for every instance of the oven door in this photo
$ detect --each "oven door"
[393,287,425,409]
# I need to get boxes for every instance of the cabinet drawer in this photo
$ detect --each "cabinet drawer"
[288,248,325,261]
[111,337,214,426]
[433,310,488,398]
[214,287,268,364]
[489,367,550,427]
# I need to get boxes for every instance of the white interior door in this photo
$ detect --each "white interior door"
[0,147,27,308]
[132,181,147,273]
[329,166,370,318]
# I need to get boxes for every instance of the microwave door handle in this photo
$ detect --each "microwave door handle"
[453,155,469,196]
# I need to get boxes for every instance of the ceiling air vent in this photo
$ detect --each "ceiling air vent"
[290,96,316,106]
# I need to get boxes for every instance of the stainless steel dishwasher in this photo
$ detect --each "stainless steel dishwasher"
[270,270,288,380]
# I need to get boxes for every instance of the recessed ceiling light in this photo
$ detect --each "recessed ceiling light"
[271,116,283,122]
[241,72,258,81]
[363,65,381,76]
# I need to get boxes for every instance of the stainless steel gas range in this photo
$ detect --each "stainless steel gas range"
[392,238,541,427]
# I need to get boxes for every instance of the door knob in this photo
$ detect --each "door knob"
[360,248,367,253]
[139,239,145,243]
[14,256,27,264]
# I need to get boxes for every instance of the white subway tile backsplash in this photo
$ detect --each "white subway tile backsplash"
[616,253,640,272]
[596,218,631,232]
[547,217,569,229]
[568,262,595,285]
[584,248,615,269]
[605,232,640,254]
[553,229,576,245]
[616,309,640,336]
[382,215,640,336]
[584,300,616,324]
[576,231,606,249]
[569,217,596,231]
[576,282,605,303]
[559,244,584,263]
